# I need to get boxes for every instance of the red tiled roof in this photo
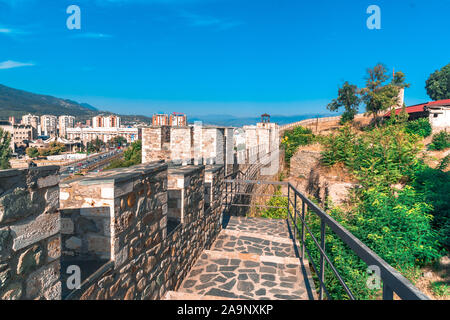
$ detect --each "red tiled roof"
[384,103,426,117]
[384,99,450,117]
[426,99,450,106]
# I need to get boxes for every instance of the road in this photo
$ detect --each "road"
[60,149,123,179]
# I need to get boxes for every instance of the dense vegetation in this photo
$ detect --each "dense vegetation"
[425,63,450,101]
[429,131,450,151]
[105,140,142,169]
[0,128,11,169]
[269,117,448,299]
[280,126,315,165]
[26,142,66,157]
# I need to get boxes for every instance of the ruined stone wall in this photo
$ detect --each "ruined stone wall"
[0,166,61,300]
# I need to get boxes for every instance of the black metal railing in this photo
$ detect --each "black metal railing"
[222,172,430,300]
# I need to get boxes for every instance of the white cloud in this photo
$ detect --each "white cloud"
[0,60,34,70]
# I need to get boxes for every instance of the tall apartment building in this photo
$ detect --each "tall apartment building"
[0,120,33,152]
[40,115,57,137]
[92,115,121,128]
[169,113,187,126]
[58,115,75,138]
[21,114,40,138]
[152,114,169,126]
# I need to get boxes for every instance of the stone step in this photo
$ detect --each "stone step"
[177,250,308,300]
[163,291,240,300]
[212,230,297,258]
[223,216,291,239]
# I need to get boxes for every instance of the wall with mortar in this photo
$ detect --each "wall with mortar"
[0,166,61,300]
[59,162,224,300]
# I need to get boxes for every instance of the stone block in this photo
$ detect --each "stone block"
[65,236,82,250]
[37,175,59,189]
[47,236,61,261]
[25,261,60,299]
[60,218,74,234]
[87,235,110,254]
[0,188,42,225]
[17,245,43,274]
[1,282,23,300]
[11,212,60,251]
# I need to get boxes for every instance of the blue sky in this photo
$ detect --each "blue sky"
[0,0,449,117]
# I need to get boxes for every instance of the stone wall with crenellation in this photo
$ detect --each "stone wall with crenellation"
[57,162,224,300]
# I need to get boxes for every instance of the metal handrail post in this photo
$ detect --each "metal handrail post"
[319,218,326,300]
[301,200,305,259]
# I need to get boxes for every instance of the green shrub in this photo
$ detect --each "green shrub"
[429,131,450,151]
[413,166,450,248]
[281,126,314,165]
[405,118,432,138]
[260,189,288,219]
[105,140,142,170]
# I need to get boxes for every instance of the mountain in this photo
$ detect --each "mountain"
[0,84,152,124]
[0,84,101,119]
[189,114,336,127]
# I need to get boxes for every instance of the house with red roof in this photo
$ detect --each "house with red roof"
[384,99,450,132]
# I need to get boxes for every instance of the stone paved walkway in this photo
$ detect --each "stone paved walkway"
[164,216,315,300]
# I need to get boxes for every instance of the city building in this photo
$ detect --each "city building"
[0,120,33,153]
[66,127,140,145]
[40,115,57,137]
[92,115,121,128]
[58,115,75,138]
[152,114,169,126]
[21,114,40,138]
[169,112,187,126]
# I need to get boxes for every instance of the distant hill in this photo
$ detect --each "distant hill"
[0,84,152,124]
[189,114,336,127]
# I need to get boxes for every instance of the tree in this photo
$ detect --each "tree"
[105,140,142,169]
[0,128,12,169]
[361,64,400,124]
[392,71,410,89]
[425,63,450,101]
[86,137,105,154]
[327,81,361,124]
[26,147,40,159]
[49,142,66,155]
[108,136,127,148]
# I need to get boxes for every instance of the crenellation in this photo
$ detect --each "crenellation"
[0,153,229,300]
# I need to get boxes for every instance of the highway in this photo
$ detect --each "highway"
[60,148,123,179]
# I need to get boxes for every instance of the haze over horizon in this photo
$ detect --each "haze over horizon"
[1,0,449,117]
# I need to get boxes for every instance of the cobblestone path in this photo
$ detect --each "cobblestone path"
[164,216,315,300]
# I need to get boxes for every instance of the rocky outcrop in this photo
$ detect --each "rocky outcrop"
[289,148,357,207]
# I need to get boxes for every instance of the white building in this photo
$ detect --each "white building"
[92,115,121,128]
[425,99,450,133]
[21,114,40,138]
[58,115,75,138]
[40,115,57,137]
[66,127,140,145]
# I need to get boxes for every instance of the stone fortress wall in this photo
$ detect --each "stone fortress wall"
[0,121,279,300]
[0,166,62,300]
[142,123,279,171]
